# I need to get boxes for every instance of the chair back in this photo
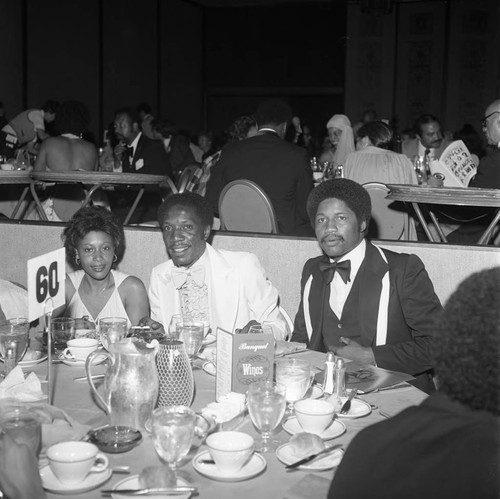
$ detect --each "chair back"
[177,164,199,193]
[362,182,408,240]
[218,179,278,234]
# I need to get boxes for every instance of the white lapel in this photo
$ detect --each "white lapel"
[156,260,181,323]
[303,274,314,340]
[206,245,240,333]
[374,246,390,346]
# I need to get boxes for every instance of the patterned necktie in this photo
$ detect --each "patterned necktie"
[424,148,431,175]
[319,259,351,285]
[171,266,205,289]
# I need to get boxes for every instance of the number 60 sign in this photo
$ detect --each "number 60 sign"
[27,248,65,321]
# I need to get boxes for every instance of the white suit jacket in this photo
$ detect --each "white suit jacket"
[148,244,288,340]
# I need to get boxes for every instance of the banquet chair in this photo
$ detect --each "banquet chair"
[362,182,411,240]
[177,164,199,193]
[218,179,278,234]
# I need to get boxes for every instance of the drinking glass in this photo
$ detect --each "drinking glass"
[98,317,128,351]
[151,406,196,475]
[0,318,30,376]
[248,324,273,335]
[51,317,75,355]
[167,314,183,340]
[275,358,313,416]
[247,381,286,452]
[0,406,42,457]
[177,321,204,363]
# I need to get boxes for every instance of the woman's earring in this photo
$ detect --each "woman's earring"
[113,255,117,262]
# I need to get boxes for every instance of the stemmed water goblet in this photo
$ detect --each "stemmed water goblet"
[98,317,128,351]
[275,358,314,417]
[151,406,196,479]
[177,321,204,364]
[247,381,286,452]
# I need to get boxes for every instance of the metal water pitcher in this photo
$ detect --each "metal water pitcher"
[86,339,159,429]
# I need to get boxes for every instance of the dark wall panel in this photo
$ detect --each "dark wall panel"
[160,0,203,134]
[26,0,100,139]
[0,0,24,118]
[102,0,158,133]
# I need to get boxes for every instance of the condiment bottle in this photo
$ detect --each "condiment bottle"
[334,358,347,397]
[322,352,336,395]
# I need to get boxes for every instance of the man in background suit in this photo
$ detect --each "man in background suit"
[402,113,451,164]
[111,108,172,223]
[205,99,313,236]
[291,179,442,392]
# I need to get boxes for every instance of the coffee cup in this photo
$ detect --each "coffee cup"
[47,441,109,485]
[62,338,99,362]
[206,431,254,474]
[294,399,335,435]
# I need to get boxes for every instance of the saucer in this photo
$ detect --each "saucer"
[19,352,48,368]
[193,449,266,482]
[276,443,344,471]
[337,398,372,419]
[282,417,346,441]
[202,361,216,376]
[40,464,111,494]
[112,475,192,499]
[59,353,106,368]
[304,385,324,400]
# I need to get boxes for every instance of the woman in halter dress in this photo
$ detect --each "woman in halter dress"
[61,206,149,327]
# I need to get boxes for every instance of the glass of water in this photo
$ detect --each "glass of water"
[177,321,204,363]
[50,317,75,355]
[98,317,128,351]
[0,318,30,376]
[248,381,286,452]
[151,406,196,474]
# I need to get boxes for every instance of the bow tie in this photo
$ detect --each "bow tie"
[171,266,205,289]
[319,259,351,285]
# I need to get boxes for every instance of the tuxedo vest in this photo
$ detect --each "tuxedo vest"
[321,269,369,352]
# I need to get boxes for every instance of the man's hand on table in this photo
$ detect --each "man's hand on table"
[332,337,376,366]
[138,317,165,335]
[235,320,260,334]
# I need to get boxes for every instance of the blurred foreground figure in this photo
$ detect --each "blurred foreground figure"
[329,267,500,499]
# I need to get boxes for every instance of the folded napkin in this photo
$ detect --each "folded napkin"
[0,365,45,402]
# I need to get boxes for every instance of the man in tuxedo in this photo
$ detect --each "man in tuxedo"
[111,108,172,223]
[113,108,171,176]
[329,267,500,499]
[143,192,289,340]
[402,113,451,165]
[291,179,442,392]
[205,98,313,236]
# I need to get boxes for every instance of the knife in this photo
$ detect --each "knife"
[101,486,197,496]
[285,443,343,470]
[340,388,358,414]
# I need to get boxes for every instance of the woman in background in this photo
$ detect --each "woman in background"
[61,206,149,327]
[319,114,355,168]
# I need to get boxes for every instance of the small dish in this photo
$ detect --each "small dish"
[192,449,266,482]
[282,417,346,441]
[304,385,324,400]
[18,351,48,368]
[202,361,216,376]
[276,443,344,471]
[336,398,372,419]
[88,425,142,453]
[40,464,111,494]
[59,352,106,368]
[112,475,192,499]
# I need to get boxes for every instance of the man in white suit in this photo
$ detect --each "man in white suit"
[144,192,288,340]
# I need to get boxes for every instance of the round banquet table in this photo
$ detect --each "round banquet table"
[29,349,427,499]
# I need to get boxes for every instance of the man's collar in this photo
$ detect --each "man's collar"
[128,132,142,150]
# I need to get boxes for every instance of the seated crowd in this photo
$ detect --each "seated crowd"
[1,97,499,244]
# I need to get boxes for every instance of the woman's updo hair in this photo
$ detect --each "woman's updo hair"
[356,121,393,149]
[62,206,125,268]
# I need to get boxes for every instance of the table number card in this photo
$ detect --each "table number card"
[215,327,275,401]
[27,248,65,321]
